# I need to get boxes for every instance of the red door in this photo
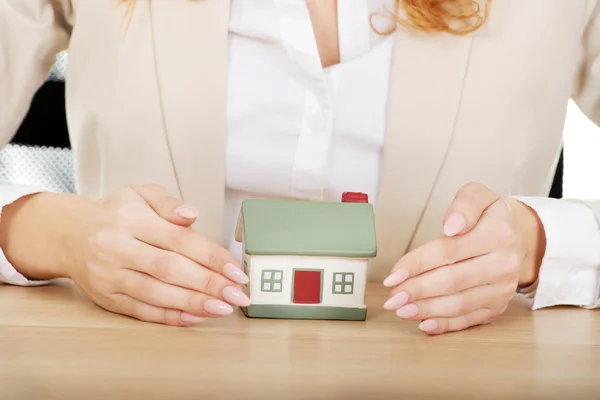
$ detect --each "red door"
[293,270,322,304]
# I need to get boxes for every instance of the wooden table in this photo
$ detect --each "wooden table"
[1,281,599,399]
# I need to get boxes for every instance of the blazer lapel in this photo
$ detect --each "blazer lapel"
[149,0,230,245]
[371,28,474,281]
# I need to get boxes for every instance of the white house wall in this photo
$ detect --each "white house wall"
[248,255,367,307]
[241,243,251,298]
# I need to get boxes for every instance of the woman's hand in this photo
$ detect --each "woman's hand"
[0,184,250,326]
[382,183,546,335]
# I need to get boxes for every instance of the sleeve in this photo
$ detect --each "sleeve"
[514,197,600,310]
[0,186,51,286]
[0,0,73,143]
[511,0,600,310]
[572,0,600,125]
[0,0,74,286]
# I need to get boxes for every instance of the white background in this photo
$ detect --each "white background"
[563,100,600,199]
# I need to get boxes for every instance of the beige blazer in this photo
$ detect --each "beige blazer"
[2,0,600,281]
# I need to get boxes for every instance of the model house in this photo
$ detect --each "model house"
[234,193,377,321]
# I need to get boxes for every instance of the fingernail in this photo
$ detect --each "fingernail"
[444,212,467,236]
[396,304,419,319]
[204,299,234,316]
[383,291,409,310]
[419,320,438,333]
[181,312,207,324]
[223,262,249,285]
[222,286,251,307]
[174,205,198,219]
[383,268,408,287]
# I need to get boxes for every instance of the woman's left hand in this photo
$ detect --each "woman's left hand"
[382,182,546,335]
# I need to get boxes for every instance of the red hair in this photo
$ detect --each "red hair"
[123,0,490,36]
[394,0,490,35]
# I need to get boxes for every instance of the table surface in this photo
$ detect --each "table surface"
[1,281,599,400]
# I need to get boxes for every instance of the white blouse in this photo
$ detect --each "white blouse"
[2,0,600,310]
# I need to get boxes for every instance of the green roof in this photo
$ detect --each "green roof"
[237,199,377,258]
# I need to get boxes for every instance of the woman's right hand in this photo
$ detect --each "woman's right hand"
[0,184,250,326]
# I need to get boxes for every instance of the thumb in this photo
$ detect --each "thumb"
[131,184,197,228]
[443,182,499,237]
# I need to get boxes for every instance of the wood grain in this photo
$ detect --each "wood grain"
[1,280,599,399]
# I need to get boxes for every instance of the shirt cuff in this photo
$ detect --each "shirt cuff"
[512,196,600,310]
[0,184,51,287]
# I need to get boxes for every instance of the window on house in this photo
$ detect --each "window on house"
[332,272,354,294]
[261,270,283,292]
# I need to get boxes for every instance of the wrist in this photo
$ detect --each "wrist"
[0,192,100,280]
[507,198,546,287]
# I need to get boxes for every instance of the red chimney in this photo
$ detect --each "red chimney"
[341,192,368,203]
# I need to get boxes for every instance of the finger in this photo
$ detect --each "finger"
[132,184,197,227]
[132,216,246,284]
[384,253,501,307]
[122,239,250,306]
[107,293,207,327]
[393,284,511,320]
[384,233,493,287]
[417,308,497,335]
[117,269,236,318]
[443,182,499,237]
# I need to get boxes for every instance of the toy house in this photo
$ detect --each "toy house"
[234,192,377,321]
